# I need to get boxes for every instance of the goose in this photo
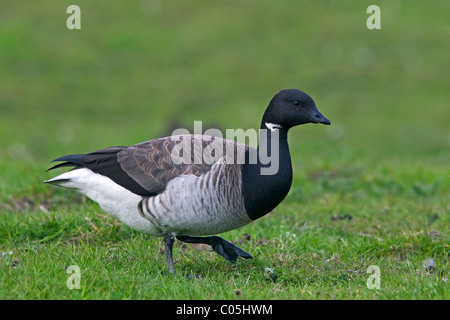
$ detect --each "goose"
[45,89,330,274]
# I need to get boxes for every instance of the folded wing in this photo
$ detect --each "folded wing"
[47,135,250,197]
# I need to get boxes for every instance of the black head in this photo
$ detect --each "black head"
[261,89,330,130]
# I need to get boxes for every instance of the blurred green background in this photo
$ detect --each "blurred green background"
[1,0,448,164]
[0,0,449,300]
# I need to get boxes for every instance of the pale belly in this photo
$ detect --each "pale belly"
[52,168,252,237]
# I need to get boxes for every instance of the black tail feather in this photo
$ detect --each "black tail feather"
[46,160,83,172]
[46,148,125,172]
[46,153,90,172]
[46,147,151,196]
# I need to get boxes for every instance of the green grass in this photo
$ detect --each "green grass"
[0,1,449,299]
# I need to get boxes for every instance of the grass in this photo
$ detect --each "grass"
[0,1,449,299]
[1,154,448,299]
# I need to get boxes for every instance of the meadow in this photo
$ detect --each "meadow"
[0,1,448,300]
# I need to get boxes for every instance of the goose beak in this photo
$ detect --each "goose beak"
[313,110,331,125]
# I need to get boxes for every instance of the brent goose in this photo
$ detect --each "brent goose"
[45,89,330,274]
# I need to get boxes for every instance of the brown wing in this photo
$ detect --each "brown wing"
[117,135,218,195]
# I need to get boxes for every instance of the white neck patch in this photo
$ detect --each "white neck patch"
[265,122,283,131]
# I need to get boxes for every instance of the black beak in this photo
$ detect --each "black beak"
[313,110,331,125]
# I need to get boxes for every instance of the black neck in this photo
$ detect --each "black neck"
[242,125,293,220]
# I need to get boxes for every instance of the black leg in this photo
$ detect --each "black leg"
[176,235,253,263]
[164,234,176,274]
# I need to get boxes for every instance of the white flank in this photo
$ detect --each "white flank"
[140,160,252,236]
[45,168,160,235]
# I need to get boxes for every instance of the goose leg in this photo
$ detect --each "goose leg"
[177,235,253,262]
[163,234,176,274]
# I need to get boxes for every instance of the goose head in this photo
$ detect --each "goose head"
[261,89,331,130]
